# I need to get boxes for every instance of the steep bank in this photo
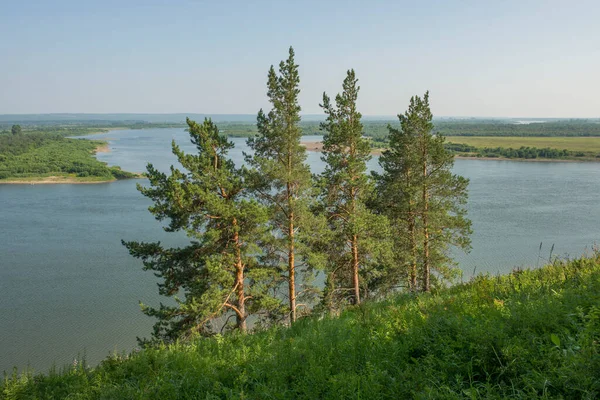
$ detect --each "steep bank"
[2,254,599,399]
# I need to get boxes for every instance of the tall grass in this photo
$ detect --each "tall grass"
[3,254,600,399]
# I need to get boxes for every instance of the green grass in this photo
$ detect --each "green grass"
[3,254,600,399]
[446,136,600,154]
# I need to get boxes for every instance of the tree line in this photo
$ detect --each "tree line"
[435,120,600,137]
[445,142,599,159]
[0,133,135,180]
[156,119,600,143]
[0,124,188,137]
[123,47,471,343]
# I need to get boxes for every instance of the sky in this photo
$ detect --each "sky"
[1,0,599,117]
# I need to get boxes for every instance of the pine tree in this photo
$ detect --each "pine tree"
[375,92,471,292]
[372,116,420,292]
[123,118,278,342]
[246,47,321,323]
[320,70,389,306]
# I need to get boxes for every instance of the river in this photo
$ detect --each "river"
[1,127,599,373]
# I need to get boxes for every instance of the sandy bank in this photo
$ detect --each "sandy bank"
[301,141,383,156]
[94,144,111,153]
[0,176,117,185]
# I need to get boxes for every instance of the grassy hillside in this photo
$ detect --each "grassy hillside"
[3,255,600,399]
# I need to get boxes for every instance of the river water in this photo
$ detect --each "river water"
[1,127,599,373]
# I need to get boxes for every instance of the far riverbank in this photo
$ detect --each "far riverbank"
[300,140,600,162]
[0,138,142,185]
[0,176,117,184]
[301,141,384,156]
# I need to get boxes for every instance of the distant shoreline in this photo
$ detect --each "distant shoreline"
[0,140,140,185]
[300,141,600,162]
[0,176,117,185]
[453,155,595,163]
[301,141,384,156]
[94,143,111,153]
[0,173,144,185]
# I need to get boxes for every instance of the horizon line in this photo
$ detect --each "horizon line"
[1,113,599,120]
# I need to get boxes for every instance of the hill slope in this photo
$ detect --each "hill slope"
[2,255,600,399]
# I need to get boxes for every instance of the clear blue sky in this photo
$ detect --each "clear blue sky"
[1,0,598,117]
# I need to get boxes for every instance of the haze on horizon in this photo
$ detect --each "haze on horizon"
[1,0,599,118]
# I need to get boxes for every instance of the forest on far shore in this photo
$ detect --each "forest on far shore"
[0,132,136,181]
[2,116,600,140]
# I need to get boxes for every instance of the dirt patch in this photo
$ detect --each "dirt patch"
[95,144,111,153]
[301,141,383,156]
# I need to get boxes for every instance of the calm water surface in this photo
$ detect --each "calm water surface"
[1,128,599,373]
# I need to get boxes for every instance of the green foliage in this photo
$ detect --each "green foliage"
[178,119,600,141]
[436,119,600,137]
[365,120,600,149]
[19,126,110,137]
[10,125,21,136]
[7,119,583,142]
[0,133,135,181]
[0,123,187,137]
[319,70,390,307]
[246,47,324,323]
[375,92,472,292]
[445,142,599,160]
[123,118,279,341]
[4,255,600,399]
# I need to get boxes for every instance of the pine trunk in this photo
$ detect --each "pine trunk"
[349,134,361,305]
[286,125,297,323]
[352,234,360,304]
[422,197,430,292]
[408,214,417,291]
[288,203,296,323]
[422,152,430,293]
[406,168,417,291]
[232,220,247,332]
[351,181,360,305]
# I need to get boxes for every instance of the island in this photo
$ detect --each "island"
[0,130,141,184]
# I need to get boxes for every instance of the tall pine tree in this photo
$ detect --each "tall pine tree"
[246,47,321,323]
[123,118,278,342]
[372,116,420,292]
[320,70,389,306]
[375,92,471,292]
